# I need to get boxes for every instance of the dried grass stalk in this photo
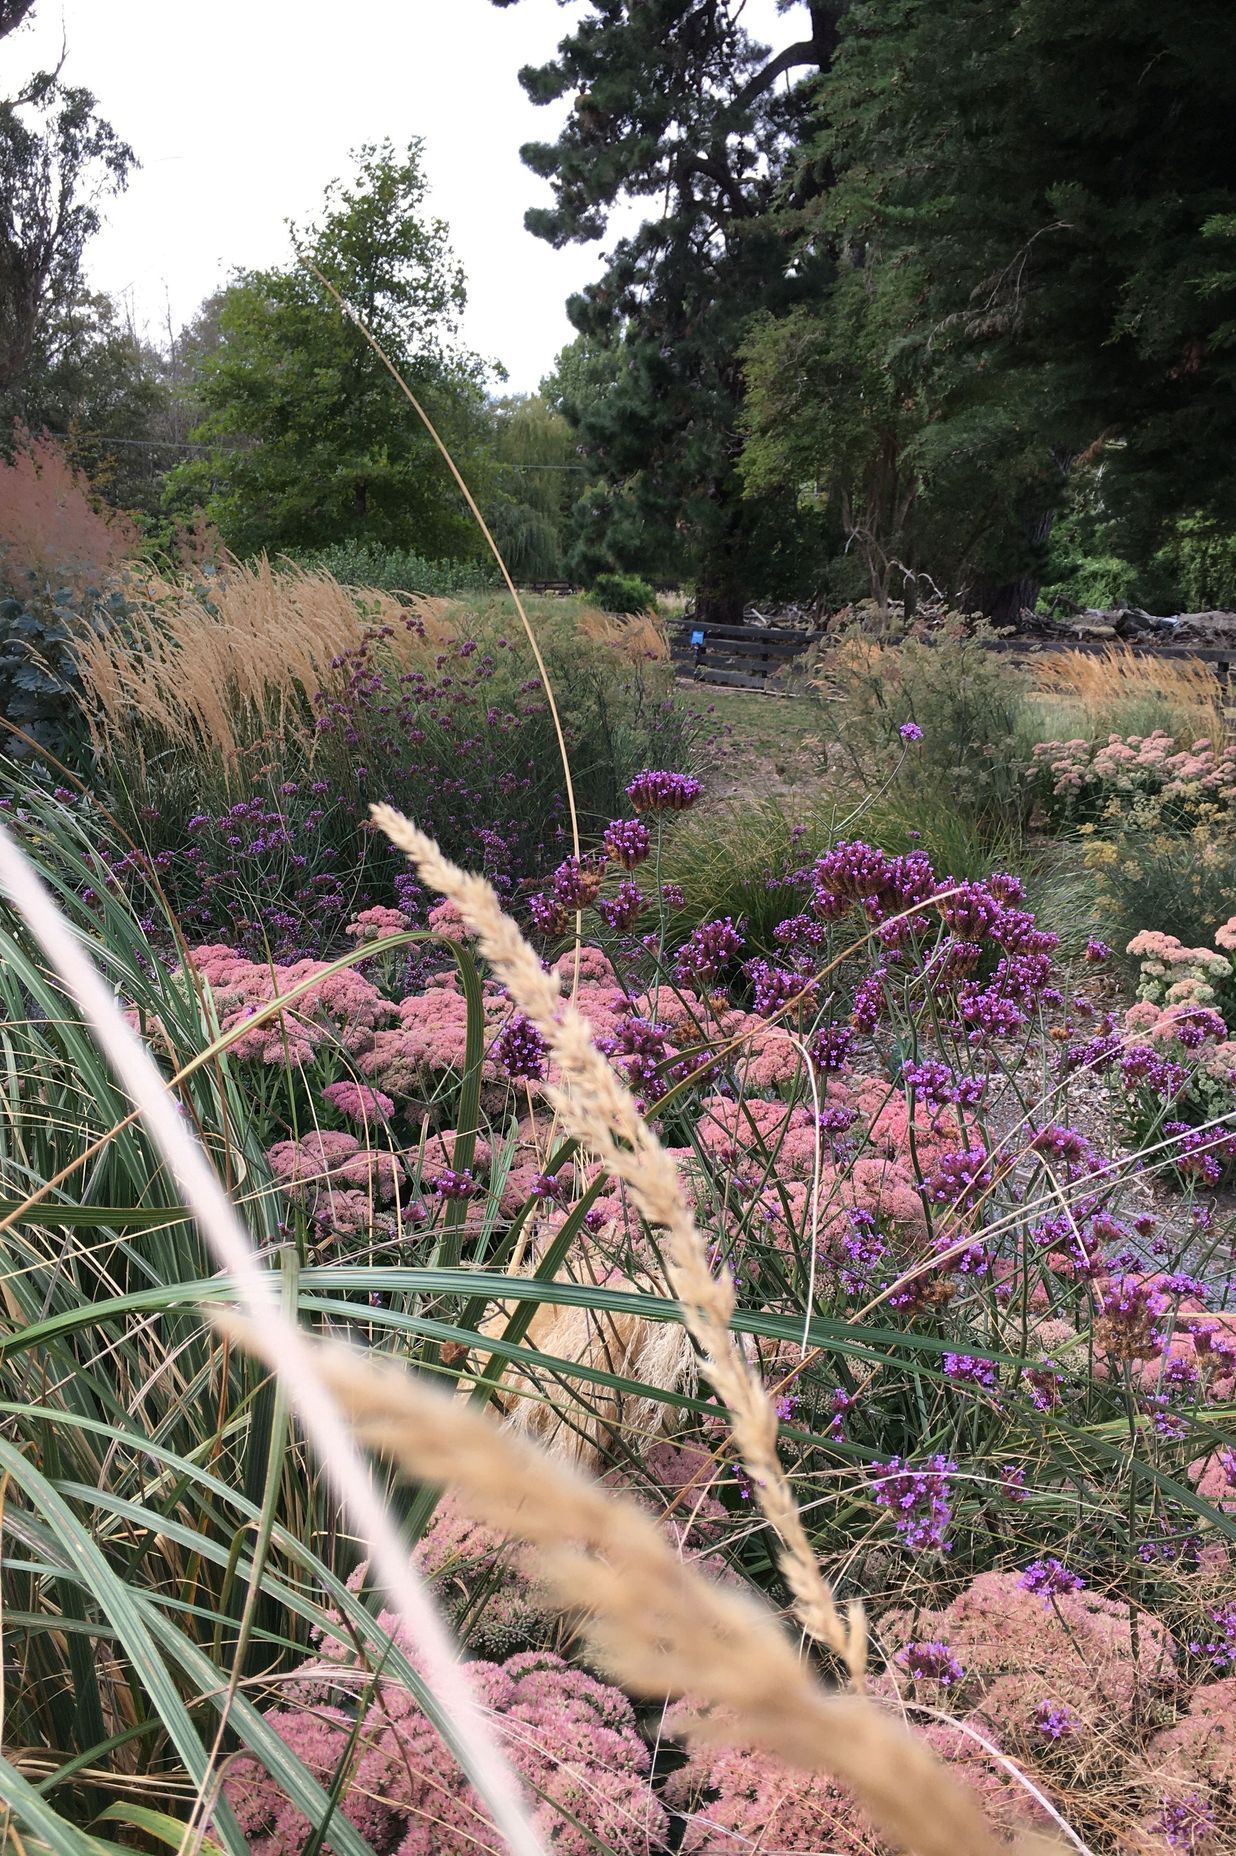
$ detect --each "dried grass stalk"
[1030,644,1224,739]
[373,807,865,1682]
[70,558,455,770]
[227,1321,1057,1856]
[476,1280,696,1462]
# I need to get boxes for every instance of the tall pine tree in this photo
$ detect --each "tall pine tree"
[495,1,848,618]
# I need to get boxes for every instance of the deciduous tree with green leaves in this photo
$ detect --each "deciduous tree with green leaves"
[169,140,492,559]
[1,1,135,407]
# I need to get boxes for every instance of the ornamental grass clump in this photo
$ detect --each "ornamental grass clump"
[77,579,700,959]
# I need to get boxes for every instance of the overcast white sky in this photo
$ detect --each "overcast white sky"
[10,0,796,392]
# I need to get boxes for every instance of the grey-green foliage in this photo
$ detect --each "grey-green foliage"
[0,575,126,759]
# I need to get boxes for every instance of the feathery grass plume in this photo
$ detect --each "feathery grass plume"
[226,1321,1061,1856]
[477,1283,696,1464]
[0,423,138,588]
[70,557,449,771]
[1029,643,1224,743]
[575,606,670,661]
[373,805,865,1682]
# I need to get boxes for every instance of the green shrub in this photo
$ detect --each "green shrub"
[0,575,132,762]
[816,619,1038,836]
[1152,513,1236,611]
[588,571,656,615]
[285,540,499,596]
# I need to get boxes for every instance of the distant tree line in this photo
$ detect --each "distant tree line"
[6,0,1236,614]
[500,0,1236,620]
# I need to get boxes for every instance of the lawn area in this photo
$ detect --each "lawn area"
[684,682,824,801]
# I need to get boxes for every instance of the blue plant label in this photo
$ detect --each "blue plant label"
[690,628,705,646]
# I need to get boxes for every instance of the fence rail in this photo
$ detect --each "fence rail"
[672,617,1236,702]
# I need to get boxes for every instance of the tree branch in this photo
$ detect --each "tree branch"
[732,39,821,113]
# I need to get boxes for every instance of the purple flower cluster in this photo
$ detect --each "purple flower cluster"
[625,768,702,813]
[1018,1558,1085,1600]
[599,879,646,932]
[1095,1276,1167,1362]
[426,1167,477,1200]
[869,1454,956,1552]
[1187,1601,1236,1671]
[943,1353,998,1390]
[602,816,651,868]
[746,958,812,1017]
[902,1058,985,1106]
[550,854,606,909]
[1022,1360,1064,1412]
[528,892,569,937]
[1034,1700,1081,1740]
[494,1011,549,1081]
[595,1015,676,1106]
[808,1022,855,1074]
[851,968,887,1033]
[998,1464,1028,1503]
[896,1640,964,1685]
[1163,1119,1236,1185]
[1028,1123,1101,1179]
[839,1208,885,1296]
[1152,1793,1216,1852]
[923,1145,995,1207]
[673,917,744,988]
[811,841,937,928]
[1121,1043,1188,1097]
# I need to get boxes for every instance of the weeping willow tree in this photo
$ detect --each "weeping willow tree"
[486,393,580,582]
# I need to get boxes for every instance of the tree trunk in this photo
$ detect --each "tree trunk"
[977,505,1057,625]
[694,583,747,627]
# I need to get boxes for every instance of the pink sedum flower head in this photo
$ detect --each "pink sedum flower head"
[224,1648,667,1856]
[344,904,409,943]
[322,1079,394,1124]
[426,897,472,942]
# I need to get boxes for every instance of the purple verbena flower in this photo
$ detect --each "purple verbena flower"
[943,1353,997,1390]
[602,817,652,868]
[494,1011,549,1081]
[808,1022,855,1074]
[626,769,702,813]
[1019,1557,1084,1600]
[896,1640,964,1685]
[673,916,744,988]
[599,878,646,932]
[1034,1700,1081,1740]
[870,1454,956,1553]
[1152,1794,1216,1852]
